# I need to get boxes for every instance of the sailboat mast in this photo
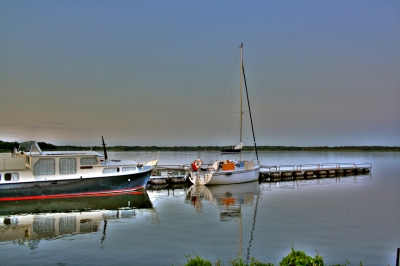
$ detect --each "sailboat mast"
[239,43,243,161]
[239,43,243,147]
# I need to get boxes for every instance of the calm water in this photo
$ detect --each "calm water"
[1,151,399,266]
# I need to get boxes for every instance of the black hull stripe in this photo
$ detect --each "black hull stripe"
[0,169,152,201]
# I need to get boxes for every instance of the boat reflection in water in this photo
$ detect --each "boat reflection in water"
[186,182,261,262]
[186,182,260,218]
[0,191,155,249]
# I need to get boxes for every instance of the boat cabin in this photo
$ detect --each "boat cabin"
[0,141,139,184]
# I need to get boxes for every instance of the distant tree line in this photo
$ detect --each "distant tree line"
[1,140,399,152]
[0,141,20,152]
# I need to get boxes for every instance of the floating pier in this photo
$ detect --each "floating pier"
[148,162,372,186]
[149,165,187,186]
[259,163,372,182]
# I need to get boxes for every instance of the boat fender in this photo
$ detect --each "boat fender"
[192,159,201,171]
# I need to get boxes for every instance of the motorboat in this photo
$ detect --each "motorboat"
[0,137,159,201]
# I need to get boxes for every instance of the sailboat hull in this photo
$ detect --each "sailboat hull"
[189,166,260,185]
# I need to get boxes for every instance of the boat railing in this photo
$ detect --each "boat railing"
[278,165,297,171]
[354,163,372,169]
[299,164,321,170]
[260,165,278,171]
[132,151,160,166]
[330,162,372,169]
[156,164,188,171]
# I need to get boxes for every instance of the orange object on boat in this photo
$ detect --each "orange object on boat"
[222,160,235,171]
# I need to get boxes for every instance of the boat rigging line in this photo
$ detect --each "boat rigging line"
[242,61,259,162]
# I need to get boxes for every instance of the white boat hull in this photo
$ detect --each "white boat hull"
[188,166,260,185]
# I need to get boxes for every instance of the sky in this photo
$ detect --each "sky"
[1,1,399,147]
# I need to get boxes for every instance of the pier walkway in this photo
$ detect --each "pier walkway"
[148,162,372,185]
[259,162,371,182]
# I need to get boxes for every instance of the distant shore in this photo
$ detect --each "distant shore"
[1,140,399,152]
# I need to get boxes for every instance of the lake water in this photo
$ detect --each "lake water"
[1,151,399,266]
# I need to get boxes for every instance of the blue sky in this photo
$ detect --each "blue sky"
[1,1,399,146]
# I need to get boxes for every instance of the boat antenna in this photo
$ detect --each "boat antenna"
[101,136,108,161]
[242,62,259,162]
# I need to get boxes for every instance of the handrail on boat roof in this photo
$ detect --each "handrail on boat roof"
[18,141,42,155]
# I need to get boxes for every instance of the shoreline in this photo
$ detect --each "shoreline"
[1,140,399,152]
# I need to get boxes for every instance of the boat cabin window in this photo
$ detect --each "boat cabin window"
[4,173,19,181]
[122,167,136,172]
[102,168,119,174]
[80,220,97,233]
[33,158,55,175]
[33,217,55,234]
[59,216,76,234]
[60,158,77,174]
[80,157,98,165]
[3,217,18,225]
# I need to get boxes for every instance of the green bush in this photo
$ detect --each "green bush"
[230,257,274,266]
[183,255,273,266]
[183,254,215,266]
[279,246,324,266]
[182,248,361,266]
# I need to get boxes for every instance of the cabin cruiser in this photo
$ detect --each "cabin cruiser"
[0,139,159,201]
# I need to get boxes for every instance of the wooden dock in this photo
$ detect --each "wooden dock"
[148,162,372,186]
[149,165,188,186]
[259,163,372,182]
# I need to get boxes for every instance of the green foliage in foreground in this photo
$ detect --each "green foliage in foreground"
[278,247,324,266]
[183,254,214,266]
[231,257,275,266]
[182,255,274,266]
[182,247,361,266]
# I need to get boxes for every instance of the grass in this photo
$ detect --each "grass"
[180,247,364,266]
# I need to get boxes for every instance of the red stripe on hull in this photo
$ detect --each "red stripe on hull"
[0,186,145,202]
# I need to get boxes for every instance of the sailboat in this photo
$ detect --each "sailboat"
[187,43,260,185]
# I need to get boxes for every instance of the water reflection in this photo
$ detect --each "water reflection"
[186,182,260,218]
[261,174,372,190]
[0,192,156,249]
[186,182,261,263]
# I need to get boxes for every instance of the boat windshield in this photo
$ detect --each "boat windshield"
[18,141,42,154]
